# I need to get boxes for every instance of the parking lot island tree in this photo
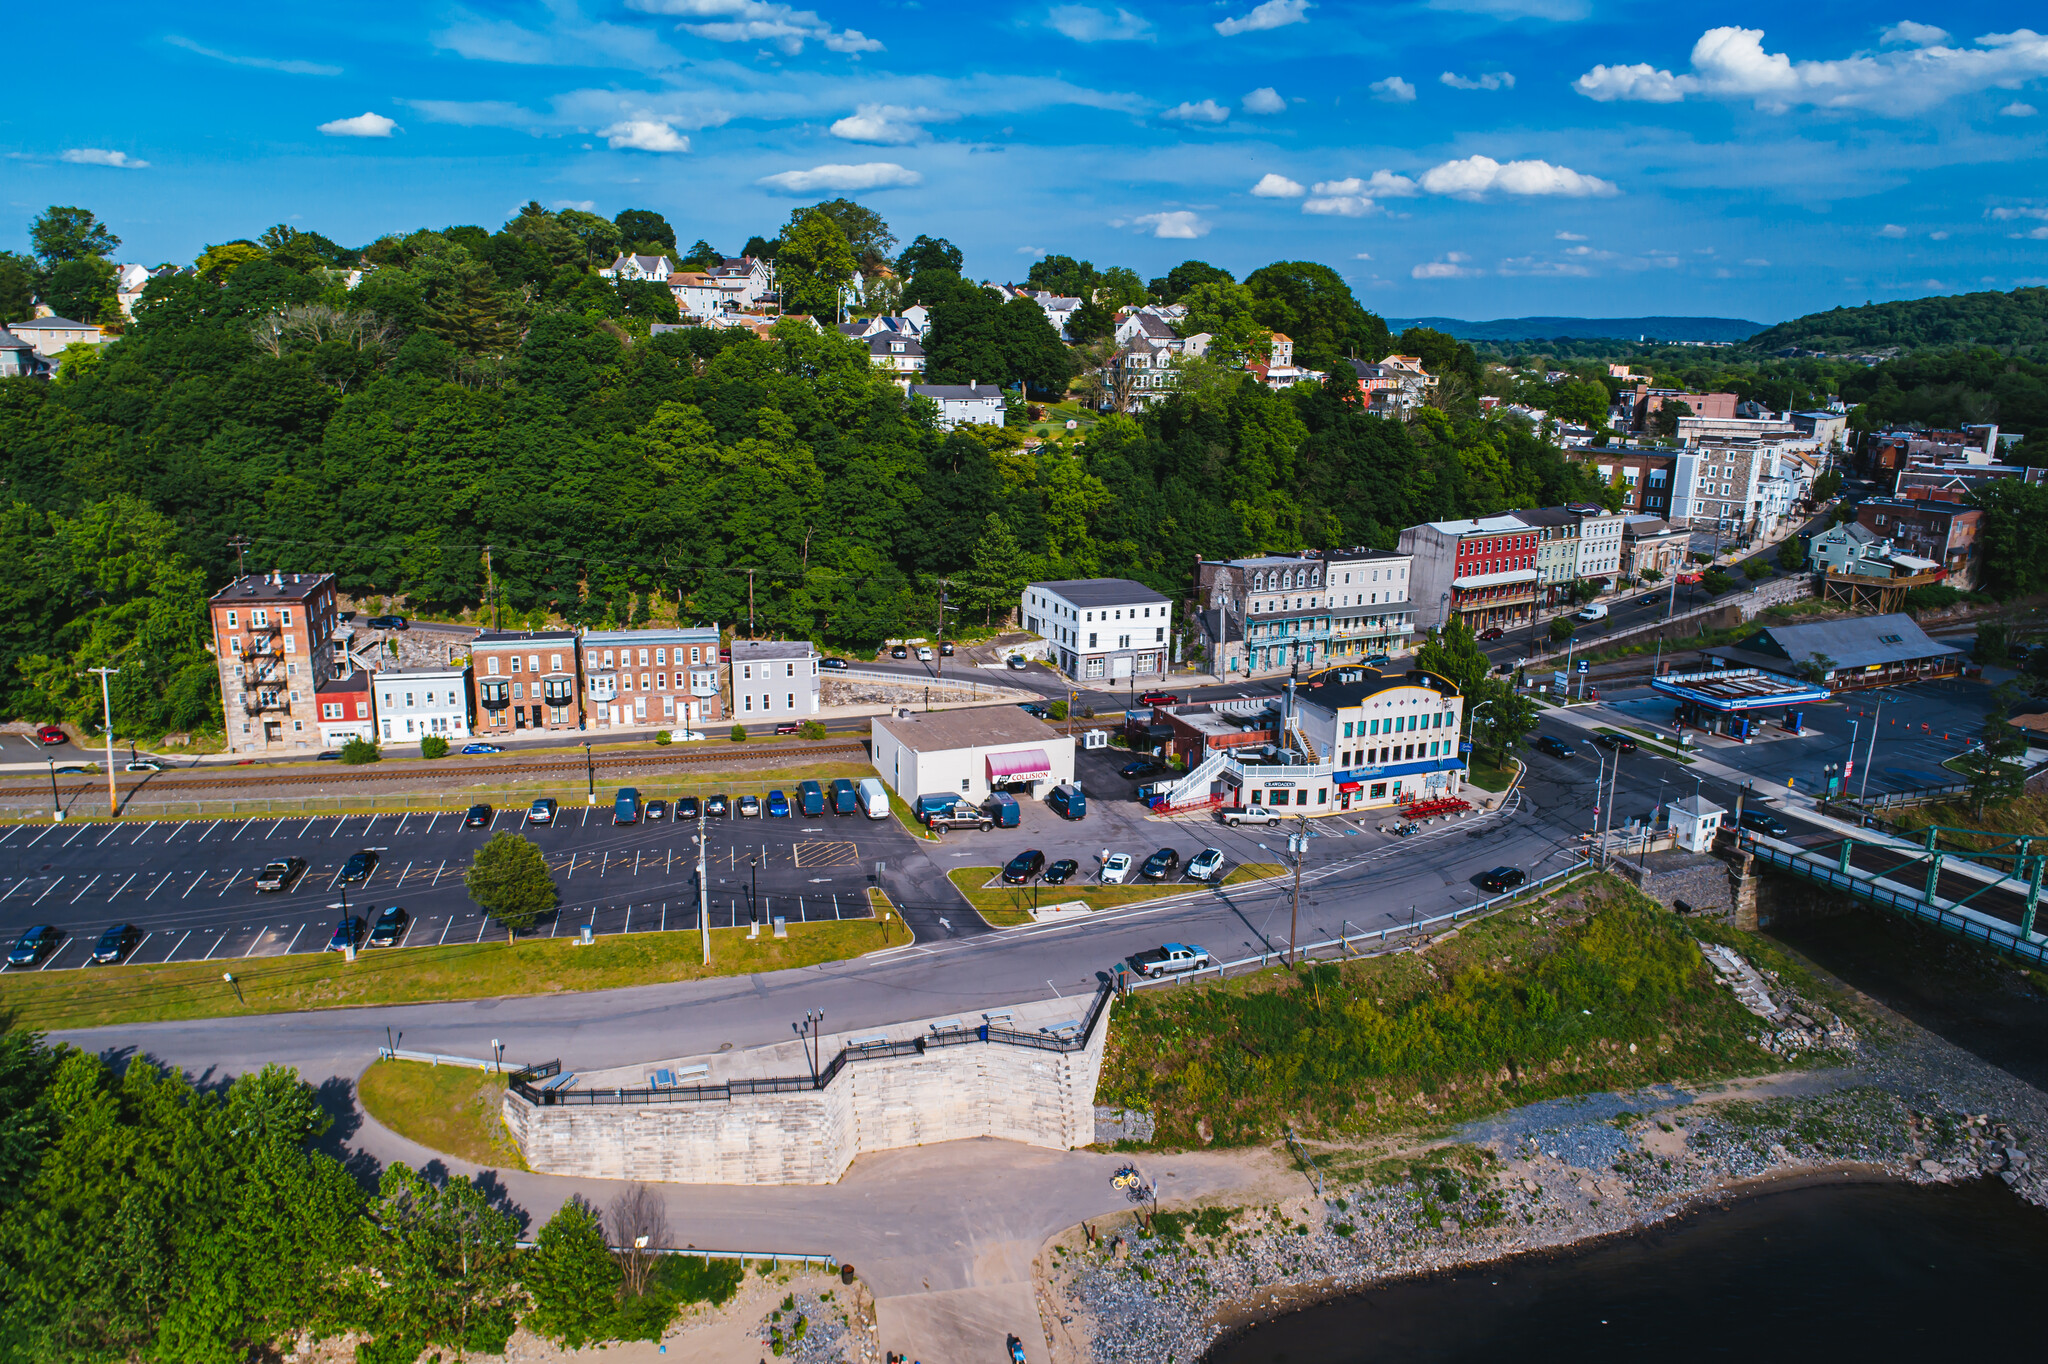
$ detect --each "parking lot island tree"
[463,831,558,935]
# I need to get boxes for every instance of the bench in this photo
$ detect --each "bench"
[851,1034,889,1047]
[651,1069,674,1088]
[1040,1020,1080,1037]
[928,1018,961,1032]
[539,1072,576,1092]
[674,1063,709,1081]
[983,1009,1015,1024]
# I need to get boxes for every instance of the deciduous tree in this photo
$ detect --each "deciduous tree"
[465,832,559,931]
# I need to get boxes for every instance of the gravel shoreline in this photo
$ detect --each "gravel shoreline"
[1039,953,2048,1364]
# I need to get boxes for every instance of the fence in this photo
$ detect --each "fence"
[508,981,1113,1107]
[1125,859,1591,990]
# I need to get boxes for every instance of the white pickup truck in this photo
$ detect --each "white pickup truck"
[1222,805,1279,828]
[1131,942,1212,978]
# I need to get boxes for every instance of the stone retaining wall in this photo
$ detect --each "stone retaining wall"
[502,1016,1108,1185]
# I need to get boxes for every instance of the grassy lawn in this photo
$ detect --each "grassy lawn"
[1593,726,1695,763]
[1465,757,1519,792]
[949,863,1285,928]
[0,919,890,1031]
[357,1059,525,1168]
[1097,876,1837,1147]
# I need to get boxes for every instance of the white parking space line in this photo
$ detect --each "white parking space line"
[489,808,503,830]
[130,931,152,959]
[25,824,58,848]
[196,820,222,844]
[397,916,417,949]
[394,813,410,837]
[165,929,192,961]
[331,817,348,837]
[0,826,18,846]
[242,928,268,958]
[624,905,632,932]
[96,824,122,846]
[146,872,175,899]
[283,923,307,955]
[398,860,414,886]
[437,917,454,946]
[202,932,225,961]
[62,825,90,847]
[474,918,486,943]
[107,873,136,900]
[363,815,379,837]
[68,875,101,904]
[264,818,286,839]
[166,820,191,843]
[432,859,448,886]
[182,871,206,898]
[425,811,441,836]
[633,851,641,875]
[0,879,22,903]
[218,869,243,897]
[229,820,250,841]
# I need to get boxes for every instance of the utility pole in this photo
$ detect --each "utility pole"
[87,666,119,818]
[746,569,756,638]
[227,534,251,579]
[697,805,710,965]
[932,577,953,684]
[1288,816,1307,965]
[483,544,497,630]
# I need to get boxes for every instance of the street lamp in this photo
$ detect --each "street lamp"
[584,741,595,805]
[795,1009,826,1083]
[1857,695,1889,805]
[748,853,759,926]
[45,754,62,822]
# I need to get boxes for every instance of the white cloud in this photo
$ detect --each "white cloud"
[2003,101,2038,116]
[1413,253,1482,279]
[1302,194,1377,217]
[1574,25,2048,115]
[1242,86,1286,114]
[1250,172,1306,197]
[60,147,149,168]
[554,199,598,210]
[1354,252,1373,259]
[1017,246,1048,256]
[1440,70,1515,90]
[318,111,398,138]
[1162,98,1230,122]
[1556,230,1588,240]
[165,35,341,75]
[2014,226,2048,240]
[756,161,920,192]
[1497,256,1592,277]
[1047,5,1150,41]
[1880,21,1949,47]
[1215,0,1309,37]
[830,103,957,144]
[627,0,882,56]
[1744,258,1771,266]
[1990,206,2048,219]
[1370,76,1416,102]
[1930,230,1951,239]
[1133,210,1210,238]
[1420,154,1617,198]
[600,118,690,151]
[1878,222,1908,237]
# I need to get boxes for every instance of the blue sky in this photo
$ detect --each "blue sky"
[6,1,2047,322]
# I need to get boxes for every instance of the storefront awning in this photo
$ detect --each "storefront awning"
[1333,757,1466,782]
[1337,781,1363,793]
[1451,568,1539,589]
[987,748,1053,780]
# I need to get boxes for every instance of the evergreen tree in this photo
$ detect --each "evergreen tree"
[522,1198,622,1348]
[465,832,559,932]
[964,514,1030,625]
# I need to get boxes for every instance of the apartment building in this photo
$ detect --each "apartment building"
[1570,447,1678,517]
[373,666,474,744]
[1022,578,1173,681]
[1511,507,1582,607]
[1321,547,1415,660]
[1572,505,1625,582]
[582,627,723,731]
[730,639,821,719]
[1398,516,1539,632]
[209,571,344,756]
[470,630,581,735]
[1196,554,1336,677]
[1853,497,1983,590]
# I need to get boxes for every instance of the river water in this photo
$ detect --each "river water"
[1204,1177,2048,1363]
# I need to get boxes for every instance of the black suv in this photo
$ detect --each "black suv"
[1478,866,1528,893]
[368,906,409,947]
[1738,810,1790,838]
[1120,759,1164,779]
[1534,735,1574,759]
[340,851,378,883]
[1002,850,1047,884]
[1140,848,1182,880]
[676,795,701,819]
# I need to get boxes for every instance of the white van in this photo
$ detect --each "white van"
[857,776,890,819]
[1575,604,1609,622]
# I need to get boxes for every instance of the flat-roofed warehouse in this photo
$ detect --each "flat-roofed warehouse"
[1706,612,1963,691]
[871,708,1076,805]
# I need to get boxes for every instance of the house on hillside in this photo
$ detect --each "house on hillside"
[909,382,1005,429]
[600,254,674,282]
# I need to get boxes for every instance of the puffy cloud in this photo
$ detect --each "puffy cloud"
[164,35,341,75]
[1440,70,1515,90]
[1302,194,1376,216]
[1497,256,1592,277]
[756,161,921,192]
[60,147,149,168]
[1573,25,2048,115]
[1250,172,1306,197]
[830,103,957,144]
[1296,171,1420,216]
[1878,222,1908,237]
[1880,21,1949,47]
[2014,226,2048,239]
[1215,0,1310,37]
[1370,75,1416,102]
[1412,254,1482,279]
[1989,206,2048,218]
[1133,210,1210,238]
[1930,230,1951,239]
[600,118,690,151]
[1419,154,1617,198]
[2003,101,2038,116]
[1047,5,1151,40]
[1162,98,1230,122]
[1556,230,1588,240]
[628,0,882,56]
[318,112,398,137]
[1242,85,1286,113]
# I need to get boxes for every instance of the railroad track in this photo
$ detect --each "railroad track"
[0,739,869,799]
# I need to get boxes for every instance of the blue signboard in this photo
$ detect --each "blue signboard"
[1576,660,1589,673]
[1459,741,1474,754]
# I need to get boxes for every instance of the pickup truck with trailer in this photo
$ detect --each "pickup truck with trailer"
[1130,942,1212,978]
[1222,805,1279,828]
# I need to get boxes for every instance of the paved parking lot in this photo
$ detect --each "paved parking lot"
[0,798,905,972]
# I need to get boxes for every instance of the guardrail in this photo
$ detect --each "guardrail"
[507,1240,838,1269]
[377,1047,526,1072]
[1125,858,1591,989]
[508,982,1113,1107]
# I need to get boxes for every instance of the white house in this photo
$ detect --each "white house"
[374,666,474,744]
[1020,578,1173,683]
[8,316,102,351]
[1029,291,1083,338]
[730,639,820,719]
[872,708,1075,806]
[862,330,925,386]
[909,382,1005,429]
[600,253,674,282]
[1569,505,1625,582]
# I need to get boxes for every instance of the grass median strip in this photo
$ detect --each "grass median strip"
[950,863,1284,928]
[357,1058,526,1169]
[0,920,890,1032]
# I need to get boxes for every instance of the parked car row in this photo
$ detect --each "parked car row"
[1000,846,1229,886]
[610,777,889,824]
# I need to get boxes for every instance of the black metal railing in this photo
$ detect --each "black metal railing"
[510,983,1114,1108]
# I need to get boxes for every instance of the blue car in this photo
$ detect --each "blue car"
[463,742,503,755]
[7,925,56,967]
[766,789,790,817]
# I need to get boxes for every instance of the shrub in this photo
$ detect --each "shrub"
[730,724,747,743]
[1742,557,1769,581]
[653,730,671,746]
[420,734,449,759]
[1701,569,1734,595]
[1904,583,1961,614]
[339,736,379,765]
[1048,700,1070,721]
[800,720,827,740]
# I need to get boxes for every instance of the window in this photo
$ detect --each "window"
[691,646,702,664]
[656,648,667,665]
[527,655,539,673]
[488,657,500,675]
[226,610,238,628]
[551,654,563,671]
[744,694,753,712]
[509,655,521,673]
[253,609,268,627]
[785,662,795,678]
[787,692,796,709]
[638,649,649,666]
[656,673,666,690]
[1088,632,1098,648]
[281,609,293,625]
[322,703,341,720]
[512,682,524,699]
[231,637,243,654]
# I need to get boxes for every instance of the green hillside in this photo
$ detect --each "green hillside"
[1742,286,2048,357]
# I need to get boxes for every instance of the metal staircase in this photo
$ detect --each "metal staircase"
[1151,750,1233,813]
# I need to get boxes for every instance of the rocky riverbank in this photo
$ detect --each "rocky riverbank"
[1036,945,2048,1364]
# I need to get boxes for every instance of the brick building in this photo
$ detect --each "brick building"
[208,571,343,756]
[1853,497,1983,590]
[470,630,581,735]
[582,627,723,732]
[1397,516,1538,632]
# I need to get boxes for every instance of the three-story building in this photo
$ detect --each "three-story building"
[1021,579,1173,682]
[469,630,581,735]
[1196,554,1332,678]
[1398,517,1540,633]
[730,640,821,719]
[209,571,343,756]
[1320,547,1414,661]
[581,627,723,732]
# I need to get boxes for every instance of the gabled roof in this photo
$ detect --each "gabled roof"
[910,382,1002,401]
[12,315,94,329]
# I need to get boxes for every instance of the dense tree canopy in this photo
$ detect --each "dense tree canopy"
[1244,261,1390,371]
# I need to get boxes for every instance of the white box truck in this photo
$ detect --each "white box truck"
[857,776,890,819]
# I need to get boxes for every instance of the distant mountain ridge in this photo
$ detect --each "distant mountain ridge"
[1384,315,1766,344]
[1738,287,2048,357]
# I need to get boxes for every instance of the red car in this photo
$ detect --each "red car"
[35,725,66,746]
[773,722,800,735]
[1138,692,1181,706]
[1477,628,1506,641]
